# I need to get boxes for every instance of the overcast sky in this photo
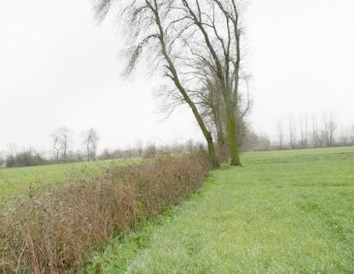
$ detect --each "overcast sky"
[1,0,353,154]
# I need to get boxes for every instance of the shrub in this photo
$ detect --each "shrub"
[5,149,48,168]
[0,153,212,273]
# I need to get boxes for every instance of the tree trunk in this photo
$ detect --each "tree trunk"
[227,106,242,166]
[205,131,220,168]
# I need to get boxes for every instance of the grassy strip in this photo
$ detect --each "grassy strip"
[0,154,211,273]
[84,182,215,273]
[89,147,354,273]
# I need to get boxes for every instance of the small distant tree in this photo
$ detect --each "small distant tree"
[135,139,144,157]
[50,131,61,161]
[100,148,112,160]
[311,115,321,147]
[276,119,285,149]
[0,151,5,167]
[322,112,337,147]
[50,127,74,161]
[350,125,354,145]
[82,128,100,160]
[5,148,47,167]
[299,114,308,148]
[288,116,297,149]
[143,143,158,159]
[338,127,349,146]
[244,130,270,151]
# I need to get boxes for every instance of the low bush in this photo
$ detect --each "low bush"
[0,153,212,273]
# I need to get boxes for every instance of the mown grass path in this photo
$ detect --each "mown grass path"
[88,147,354,273]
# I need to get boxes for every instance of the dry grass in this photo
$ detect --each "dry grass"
[0,153,212,273]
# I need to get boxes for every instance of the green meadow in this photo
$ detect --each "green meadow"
[88,147,354,273]
[0,159,140,198]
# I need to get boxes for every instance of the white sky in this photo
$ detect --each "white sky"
[1,0,353,154]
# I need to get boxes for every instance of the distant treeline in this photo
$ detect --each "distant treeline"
[272,112,354,150]
[0,141,206,168]
[2,112,353,168]
[0,131,270,168]
[3,149,49,167]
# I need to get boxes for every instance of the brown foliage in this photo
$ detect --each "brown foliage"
[0,153,212,273]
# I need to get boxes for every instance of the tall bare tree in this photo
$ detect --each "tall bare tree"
[350,125,354,145]
[299,113,308,148]
[95,0,248,166]
[50,127,74,161]
[322,112,337,147]
[82,128,100,160]
[338,126,349,146]
[276,119,285,149]
[0,151,5,167]
[311,115,321,147]
[288,116,297,149]
[177,0,248,166]
[50,131,62,161]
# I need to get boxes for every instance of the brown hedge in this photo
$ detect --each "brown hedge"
[0,153,212,273]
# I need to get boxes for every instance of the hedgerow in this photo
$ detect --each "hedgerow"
[0,153,212,273]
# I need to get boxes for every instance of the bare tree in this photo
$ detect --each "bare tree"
[95,0,248,166]
[322,112,337,147]
[95,0,219,167]
[50,131,62,161]
[299,113,308,148]
[288,116,297,149]
[350,125,354,146]
[338,126,349,146]
[82,128,100,160]
[274,112,354,149]
[311,115,321,147]
[276,119,285,149]
[0,151,5,167]
[178,0,248,166]
[50,127,74,161]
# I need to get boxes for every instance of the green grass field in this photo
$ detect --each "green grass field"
[0,159,140,198]
[87,147,354,273]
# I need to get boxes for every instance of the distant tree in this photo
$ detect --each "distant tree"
[143,143,158,159]
[244,130,270,151]
[0,151,4,167]
[350,125,354,145]
[288,116,297,149]
[50,131,62,161]
[82,128,100,160]
[135,139,144,157]
[311,115,321,147]
[273,112,354,150]
[299,114,309,148]
[50,127,74,161]
[338,126,349,146]
[5,148,47,167]
[73,150,85,162]
[276,119,285,149]
[5,154,16,167]
[322,112,337,147]
[100,148,112,160]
